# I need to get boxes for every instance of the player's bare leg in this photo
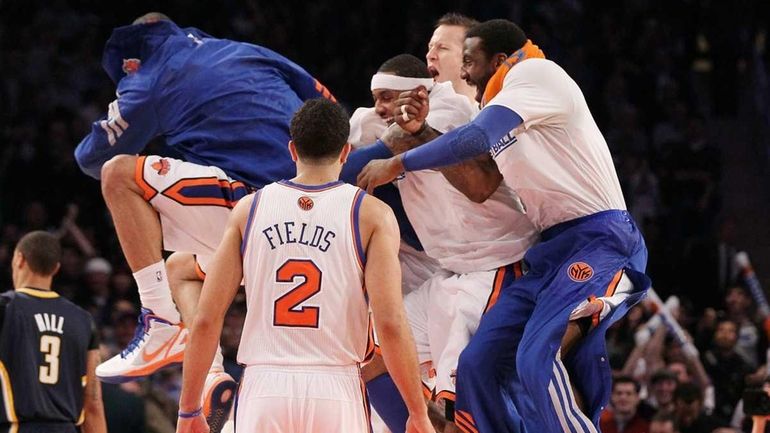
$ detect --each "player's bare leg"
[167,252,236,433]
[97,154,184,383]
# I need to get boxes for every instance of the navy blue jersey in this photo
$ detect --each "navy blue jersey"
[74,20,334,188]
[0,289,98,427]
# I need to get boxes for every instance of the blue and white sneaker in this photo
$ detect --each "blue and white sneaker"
[96,308,187,383]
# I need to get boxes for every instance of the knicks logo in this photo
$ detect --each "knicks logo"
[122,58,141,74]
[151,158,170,175]
[298,196,314,211]
[568,262,594,282]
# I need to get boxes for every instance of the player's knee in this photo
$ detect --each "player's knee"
[515,338,545,385]
[166,253,199,292]
[101,154,138,198]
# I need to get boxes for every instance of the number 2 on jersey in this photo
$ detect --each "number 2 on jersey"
[39,335,61,384]
[273,259,322,328]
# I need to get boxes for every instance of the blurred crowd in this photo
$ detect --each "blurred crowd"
[1,0,769,432]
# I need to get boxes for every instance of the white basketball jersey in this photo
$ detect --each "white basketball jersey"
[238,180,373,367]
[487,59,627,231]
[398,82,538,274]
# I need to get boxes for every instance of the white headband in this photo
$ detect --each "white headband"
[370,73,434,92]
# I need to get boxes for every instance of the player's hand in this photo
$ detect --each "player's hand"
[176,414,209,433]
[357,156,404,194]
[394,86,430,134]
[405,411,435,433]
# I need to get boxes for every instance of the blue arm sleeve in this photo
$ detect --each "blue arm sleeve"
[401,105,523,172]
[339,140,393,184]
[339,141,421,250]
[74,76,160,179]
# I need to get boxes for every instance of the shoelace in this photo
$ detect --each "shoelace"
[121,311,149,358]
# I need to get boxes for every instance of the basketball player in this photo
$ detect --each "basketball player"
[358,19,651,433]
[73,12,336,424]
[345,54,538,433]
[426,13,479,104]
[176,99,432,433]
[0,231,106,433]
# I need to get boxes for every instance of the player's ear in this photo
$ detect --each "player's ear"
[494,53,508,68]
[287,141,299,162]
[12,250,24,270]
[51,262,61,277]
[339,143,352,164]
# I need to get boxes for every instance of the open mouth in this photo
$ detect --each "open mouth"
[428,66,439,79]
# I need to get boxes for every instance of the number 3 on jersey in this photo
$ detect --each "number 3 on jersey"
[273,259,322,328]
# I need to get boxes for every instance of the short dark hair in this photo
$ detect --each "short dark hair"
[674,382,702,403]
[15,231,61,275]
[466,19,527,59]
[612,375,641,394]
[289,99,349,162]
[650,412,679,431]
[378,54,432,79]
[435,13,479,29]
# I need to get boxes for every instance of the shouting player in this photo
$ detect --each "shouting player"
[358,19,651,433]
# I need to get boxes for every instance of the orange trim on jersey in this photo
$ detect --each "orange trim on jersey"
[605,270,623,297]
[16,287,59,298]
[314,79,338,102]
[455,409,479,433]
[135,156,159,201]
[483,266,507,314]
[513,261,523,278]
[162,177,243,208]
[421,381,434,400]
[435,390,456,403]
[0,361,18,423]
[363,316,376,363]
[194,259,206,281]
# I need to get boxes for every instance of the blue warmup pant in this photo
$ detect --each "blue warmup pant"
[454,210,650,433]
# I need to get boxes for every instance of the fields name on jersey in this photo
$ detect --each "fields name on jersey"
[262,222,336,252]
[34,313,64,334]
[490,131,517,157]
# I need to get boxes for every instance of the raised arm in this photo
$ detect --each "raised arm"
[176,195,251,433]
[360,195,432,433]
[357,104,522,193]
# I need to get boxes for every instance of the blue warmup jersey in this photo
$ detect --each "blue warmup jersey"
[74,20,334,188]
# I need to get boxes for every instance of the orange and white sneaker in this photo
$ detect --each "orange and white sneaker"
[96,308,187,383]
[203,370,237,433]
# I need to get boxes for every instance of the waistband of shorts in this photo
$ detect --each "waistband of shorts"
[541,209,632,241]
[244,363,361,377]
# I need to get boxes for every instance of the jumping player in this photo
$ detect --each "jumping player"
[73,13,336,426]
[176,99,432,433]
[358,19,651,433]
[0,231,106,433]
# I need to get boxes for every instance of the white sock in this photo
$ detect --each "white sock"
[211,346,225,372]
[134,260,181,323]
